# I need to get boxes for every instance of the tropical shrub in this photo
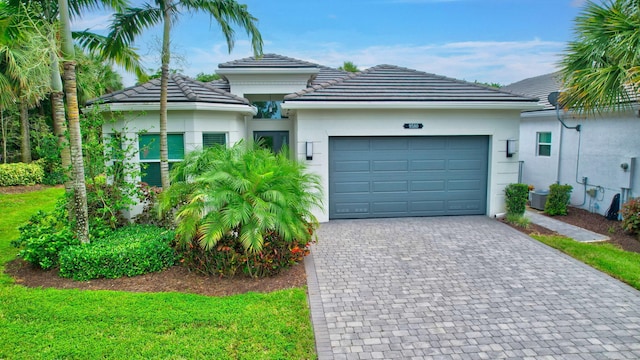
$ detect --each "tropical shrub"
[621,197,640,237]
[504,183,529,216]
[0,162,44,186]
[11,200,78,269]
[160,142,323,277]
[545,184,573,216]
[133,182,176,229]
[59,225,176,281]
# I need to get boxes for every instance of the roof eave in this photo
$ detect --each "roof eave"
[89,102,257,115]
[282,101,543,111]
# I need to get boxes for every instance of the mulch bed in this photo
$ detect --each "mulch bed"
[5,259,307,297]
[502,206,640,254]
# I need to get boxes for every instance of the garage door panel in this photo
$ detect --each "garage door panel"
[411,180,446,191]
[372,181,408,193]
[333,181,370,194]
[448,159,484,170]
[410,137,446,150]
[371,138,409,150]
[372,160,409,172]
[448,179,482,190]
[411,160,446,171]
[372,201,408,213]
[329,136,488,219]
[448,200,482,212]
[411,200,446,212]
[333,160,370,173]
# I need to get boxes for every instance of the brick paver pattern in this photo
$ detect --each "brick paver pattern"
[306,216,640,360]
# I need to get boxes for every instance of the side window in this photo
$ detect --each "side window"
[202,133,226,149]
[138,133,184,187]
[537,132,552,157]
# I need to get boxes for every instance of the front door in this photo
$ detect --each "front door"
[254,131,289,153]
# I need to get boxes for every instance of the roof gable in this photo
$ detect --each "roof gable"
[88,74,250,105]
[285,65,538,103]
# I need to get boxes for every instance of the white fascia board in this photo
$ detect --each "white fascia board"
[282,101,543,111]
[216,67,319,76]
[95,102,257,115]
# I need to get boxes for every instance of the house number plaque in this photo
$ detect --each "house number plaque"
[403,123,423,129]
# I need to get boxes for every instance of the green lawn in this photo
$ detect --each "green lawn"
[0,188,316,359]
[532,234,640,290]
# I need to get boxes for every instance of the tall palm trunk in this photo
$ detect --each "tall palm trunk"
[19,101,31,163]
[51,52,73,194]
[59,0,89,243]
[159,5,171,189]
[1,110,6,163]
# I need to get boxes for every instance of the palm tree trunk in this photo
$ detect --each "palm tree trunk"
[52,91,73,190]
[159,6,171,189]
[1,110,6,163]
[59,0,89,243]
[62,61,90,243]
[20,101,31,163]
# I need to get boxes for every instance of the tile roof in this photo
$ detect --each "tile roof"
[502,72,561,111]
[284,65,539,103]
[217,53,350,86]
[219,53,323,68]
[87,74,250,105]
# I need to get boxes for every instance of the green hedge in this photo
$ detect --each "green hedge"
[0,162,44,186]
[59,225,177,281]
[545,184,573,216]
[504,183,529,216]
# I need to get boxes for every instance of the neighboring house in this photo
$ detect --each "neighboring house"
[503,72,639,215]
[90,53,539,222]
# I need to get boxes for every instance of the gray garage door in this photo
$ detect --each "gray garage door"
[329,136,488,219]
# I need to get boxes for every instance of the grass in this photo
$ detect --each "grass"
[532,234,640,291]
[0,187,316,359]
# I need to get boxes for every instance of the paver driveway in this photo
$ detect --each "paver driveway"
[305,216,640,360]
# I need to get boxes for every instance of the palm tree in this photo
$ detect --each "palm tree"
[0,4,51,164]
[338,60,359,73]
[58,0,90,243]
[106,0,263,188]
[6,0,144,242]
[560,0,640,113]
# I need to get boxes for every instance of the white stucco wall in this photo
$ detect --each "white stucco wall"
[519,110,640,215]
[292,108,523,222]
[101,106,248,218]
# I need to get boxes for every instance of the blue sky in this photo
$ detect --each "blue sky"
[72,0,587,87]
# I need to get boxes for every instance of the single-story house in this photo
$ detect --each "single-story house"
[91,53,539,222]
[503,72,639,215]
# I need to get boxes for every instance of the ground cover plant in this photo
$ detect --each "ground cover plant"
[0,187,316,359]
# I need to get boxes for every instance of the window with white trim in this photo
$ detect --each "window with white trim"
[138,133,184,187]
[537,132,552,157]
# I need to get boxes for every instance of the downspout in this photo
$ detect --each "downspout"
[548,91,585,206]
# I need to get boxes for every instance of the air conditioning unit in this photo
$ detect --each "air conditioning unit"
[530,191,548,211]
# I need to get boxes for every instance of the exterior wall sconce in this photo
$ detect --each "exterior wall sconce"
[506,139,516,158]
[306,142,313,160]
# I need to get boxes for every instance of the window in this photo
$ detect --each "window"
[202,133,226,149]
[253,100,286,119]
[254,131,289,154]
[537,132,552,157]
[138,133,184,187]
